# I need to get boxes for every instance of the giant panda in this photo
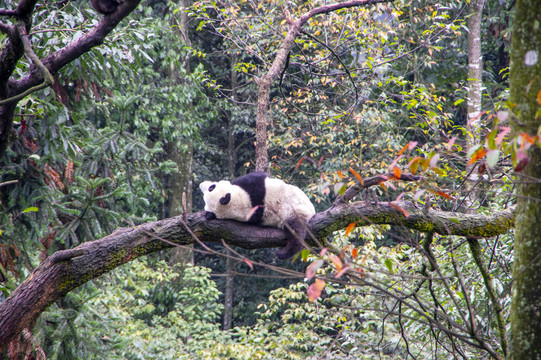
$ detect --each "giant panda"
[199,172,315,259]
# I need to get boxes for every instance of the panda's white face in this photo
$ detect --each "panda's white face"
[199,180,253,222]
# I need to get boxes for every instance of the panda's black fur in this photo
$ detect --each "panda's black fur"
[200,172,315,259]
[230,171,267,224]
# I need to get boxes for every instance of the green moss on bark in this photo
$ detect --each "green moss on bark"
[509,1,541,358]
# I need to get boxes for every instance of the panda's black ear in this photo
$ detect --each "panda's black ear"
[220,193,231,205]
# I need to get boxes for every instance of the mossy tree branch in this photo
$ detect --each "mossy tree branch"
[0,199,515,351]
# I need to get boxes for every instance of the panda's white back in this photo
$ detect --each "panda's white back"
[262,178,315,227]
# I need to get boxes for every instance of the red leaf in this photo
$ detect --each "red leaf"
[295,156,306,169]
[335,265,350,279]
[244,205,262,221]
[307,279,326,302]
[433,190,454,200]
[242,258,253,271]
[390,202,410,218]
[447,136,457,151]
[495,127,511,146]
[352,248,359,258]
[306,259,324,280]
[429,154,440,169]
[515,151,530,172]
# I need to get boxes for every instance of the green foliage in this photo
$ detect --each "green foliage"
[34,260,225,359]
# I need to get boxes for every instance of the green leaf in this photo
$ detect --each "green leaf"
[22,207,39,213]
[486,149,500,168]
[384,258,394,274]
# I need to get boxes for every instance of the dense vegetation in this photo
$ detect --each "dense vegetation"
[2,0,539,359]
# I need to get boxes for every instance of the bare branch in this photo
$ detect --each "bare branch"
[255,0,395,173]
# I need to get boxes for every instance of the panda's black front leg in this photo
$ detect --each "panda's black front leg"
[276,217,306,259]
[204,211,217,221]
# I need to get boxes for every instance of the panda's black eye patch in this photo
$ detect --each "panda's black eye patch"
[220,193,231,205]
[208,184,216,192]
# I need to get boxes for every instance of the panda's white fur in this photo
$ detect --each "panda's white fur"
[200,178,314,227]
[199,172,315,259]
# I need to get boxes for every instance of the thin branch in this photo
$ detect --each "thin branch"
[467,237,508,357]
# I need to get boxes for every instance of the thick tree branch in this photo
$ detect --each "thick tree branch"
[0,24,54,105]
[0,200,515,351]
[10,0,142,97]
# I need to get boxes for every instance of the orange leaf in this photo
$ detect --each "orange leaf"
[538,89,541,105]
[352,248,359,258]
[393,166,402,179]
[242,258,253,270]
[348,167,364,185]
[468,147,487,164]
[307,279,326,302]
[432,190,454,200]
[398,141,418,156]
[295,156,306,169]
[329,254,343,272]
[390,202,410,218]
[337,170,344,179]
[345,222,356,236]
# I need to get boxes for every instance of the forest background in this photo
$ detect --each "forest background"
[0,0,539,359]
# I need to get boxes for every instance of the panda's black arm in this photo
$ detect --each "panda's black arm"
[205,211,217,221]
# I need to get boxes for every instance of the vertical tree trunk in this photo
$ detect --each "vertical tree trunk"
[167,0,194,266]
[466,0,485,136]
[223,54,238,330]
[509,0,541,358]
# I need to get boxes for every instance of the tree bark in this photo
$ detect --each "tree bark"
[167,0,194,267]
[0,196,515,352]
[509,0,541,358]
[254,0,394,174]
[466,0,485,135]
[223,53,239,330]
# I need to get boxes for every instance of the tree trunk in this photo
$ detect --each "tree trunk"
[509,0,541,358]
[168,0,194,266]
[464,0,485,208]
[223,54,238,330]
[466,0,485,135]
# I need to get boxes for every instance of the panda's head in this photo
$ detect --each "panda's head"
[199,180,252,222]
